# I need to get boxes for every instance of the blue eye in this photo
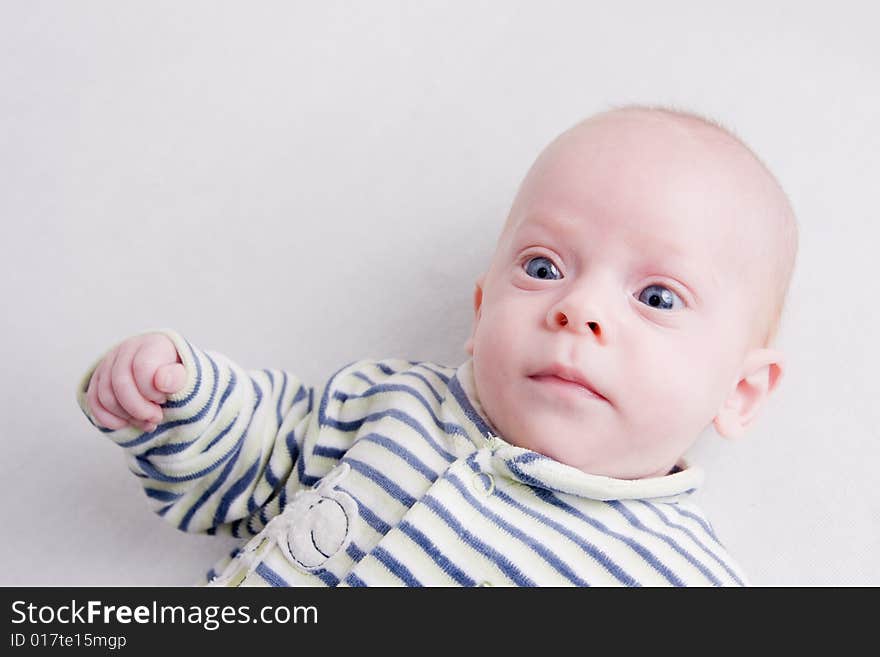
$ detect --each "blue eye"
[637,285,684,310]
[524,256,562,280]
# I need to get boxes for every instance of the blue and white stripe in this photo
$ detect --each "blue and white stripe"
[77,329,747,587]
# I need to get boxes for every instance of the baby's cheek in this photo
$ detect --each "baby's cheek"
[627,347,708,422]
[474,304,521,360]
[663,352,727,424]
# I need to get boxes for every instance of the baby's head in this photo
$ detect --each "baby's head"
[466,106,798,479]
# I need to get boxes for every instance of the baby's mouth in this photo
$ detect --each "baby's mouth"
[528,365,609,404]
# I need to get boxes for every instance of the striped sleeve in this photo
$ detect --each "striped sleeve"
[75,329,316,536]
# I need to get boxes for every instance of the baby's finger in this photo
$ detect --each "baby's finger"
[131,340,169,404]
[154,362,187,395]
[131,334,181,398]
[88,366,130,430]
[110,339,165,423]
[97,351,137,424]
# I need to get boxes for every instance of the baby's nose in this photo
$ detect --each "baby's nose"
[550,310,602,338]
[547,308,603,340]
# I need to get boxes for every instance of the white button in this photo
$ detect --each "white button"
[472,472,495,496]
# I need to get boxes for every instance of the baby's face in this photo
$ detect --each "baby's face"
[468,110,784,479]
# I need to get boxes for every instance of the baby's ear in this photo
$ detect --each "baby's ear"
[464,276,485,356]
[713,348,785,439]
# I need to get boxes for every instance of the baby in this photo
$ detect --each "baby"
[76,106,797,586]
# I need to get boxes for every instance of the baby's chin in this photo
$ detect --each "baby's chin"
[502,422,677,480]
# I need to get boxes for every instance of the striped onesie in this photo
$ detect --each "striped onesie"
[76,329,747,586]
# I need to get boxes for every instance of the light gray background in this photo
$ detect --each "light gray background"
[1,0,877,586]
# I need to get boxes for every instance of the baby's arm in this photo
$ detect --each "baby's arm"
[76,330,317,537]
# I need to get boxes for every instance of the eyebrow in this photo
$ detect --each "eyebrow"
[514,214,575,237]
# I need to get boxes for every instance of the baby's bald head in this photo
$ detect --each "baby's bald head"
[500,105,798,348]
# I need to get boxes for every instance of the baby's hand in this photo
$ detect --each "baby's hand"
[85,333,186,433]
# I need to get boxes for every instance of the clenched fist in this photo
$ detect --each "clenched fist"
[86,333,187,433]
